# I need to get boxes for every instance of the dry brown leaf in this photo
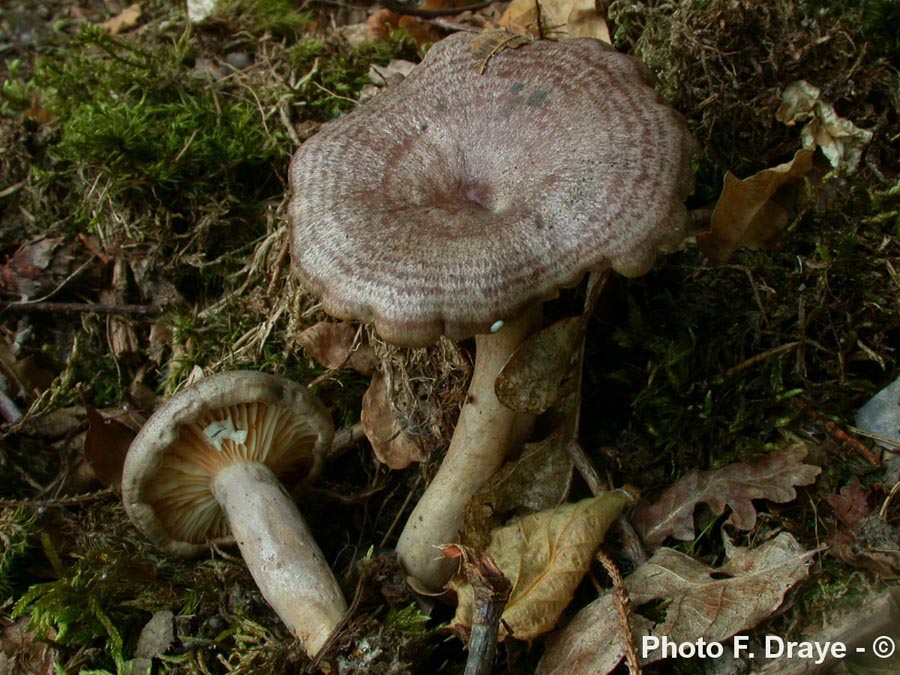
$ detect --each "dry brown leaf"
[500,0,611,41]
[297,320,376,375]
[632,440,821,550]
[776,80,873,172]
[538,532,816,674]
[101,257,140,360]
[825,478,871,543]
[366,8,443,47]
[697,148,814,265]
[472,424,574,517]
[0,618,60,675]
[495,316,583,415]
[99,3,142,36]
[0,236,81,300]
[451,491,630,641]
[361,372,425,469]
[83,406,136,489]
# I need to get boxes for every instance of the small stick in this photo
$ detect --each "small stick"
[461,551,511,675]
[566,439,605,496]
[2,301,163,316]
[328,422,367,460]
[793,398,881,466]
[595,549,641,675]
[0,488,116,509]
[715,341,800,381]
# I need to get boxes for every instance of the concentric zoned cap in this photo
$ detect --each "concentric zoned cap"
[289,33,696,347]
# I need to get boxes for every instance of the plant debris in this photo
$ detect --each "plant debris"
[0,0,898,672]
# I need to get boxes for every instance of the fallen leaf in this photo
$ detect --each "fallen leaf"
[538,533,816,674]
[500,0,611,41]
[831,512,900,579]
[632,440,821,550]
[470,424,574,519]
[297,320,376,375]
[0,339,55,401]
[495,316,584,415]
[698,148,815,265]
[0,236,80,300]
[101,258,139,361]
[0,618,59,675]
[451,491,630,641]
[825,478,871,543]
[99,4,142,35]
[366,4,444,47]
[361,372,425,469]
[369,59,418,87]
[187,0,217,23]
[83,406,136,489]
[134,610,174,659]
[776,80,873,172]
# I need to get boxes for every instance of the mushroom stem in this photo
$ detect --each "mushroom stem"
[396,306,541,590]
[212,461,347,656]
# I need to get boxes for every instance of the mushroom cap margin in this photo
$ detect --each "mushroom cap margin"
[122,371,334,558]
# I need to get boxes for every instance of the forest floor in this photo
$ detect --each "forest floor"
[0,0,899,673]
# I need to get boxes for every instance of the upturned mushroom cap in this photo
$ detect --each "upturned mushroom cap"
[122,371,334,558]
[289,32,696,348]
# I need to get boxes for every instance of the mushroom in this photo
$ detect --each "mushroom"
[122,370,346,656]
[288,33,696,590]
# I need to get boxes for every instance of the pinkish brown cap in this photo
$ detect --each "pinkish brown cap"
[122,371,334,558]
[289,33,696,348]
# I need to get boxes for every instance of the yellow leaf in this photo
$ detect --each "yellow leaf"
[500,0,611,42]
[451,491,630,640]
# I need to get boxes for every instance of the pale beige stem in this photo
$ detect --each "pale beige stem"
[396,308,540,591]
[212,462,347,656]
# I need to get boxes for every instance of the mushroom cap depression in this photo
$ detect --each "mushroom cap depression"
[289,32,697,347]
[122,371,334,558]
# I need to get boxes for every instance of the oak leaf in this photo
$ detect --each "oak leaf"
[698,148,814,265]
[538,533,816,674]
[451,491,630,641]
[632,440,820,550]
[297,320,376,375]
[361,372,425,469]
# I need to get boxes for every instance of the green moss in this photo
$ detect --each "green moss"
[213,0,312,38]
[0,506,38,597]
[12,540,151,669]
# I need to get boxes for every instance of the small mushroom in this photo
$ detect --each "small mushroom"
[122,371,346,656]
[288,33,696,590]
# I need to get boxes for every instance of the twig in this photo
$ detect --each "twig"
[459,550,511,675]
[0,488,117,509]
[329,421,367,460]
[595,549,641,675]
[793,398,881,465]
[715,341,800,381]
[566,439,605,496]
[1,301,163,315]
[845,424,900,450]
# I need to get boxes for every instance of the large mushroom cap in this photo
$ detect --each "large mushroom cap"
[289,33,697,347]
[122,371,334,558]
